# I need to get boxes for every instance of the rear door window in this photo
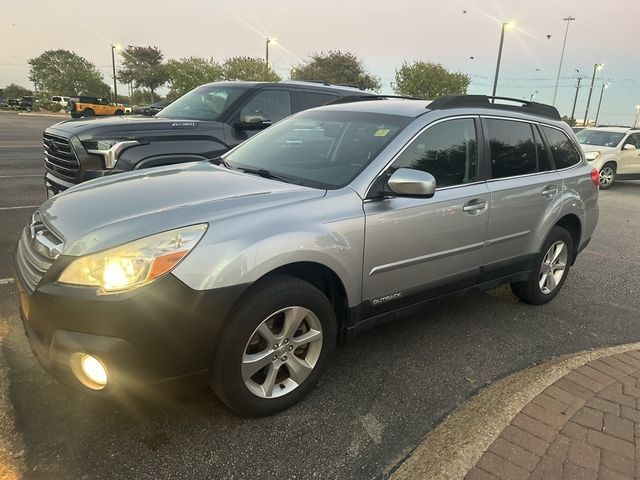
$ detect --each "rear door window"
[541,126,581,169]
[298,91,340,110]
[485,119,537,179]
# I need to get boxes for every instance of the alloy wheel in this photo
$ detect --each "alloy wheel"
[539,241,568,294]
[242,306,323,399]
[599,166,615,187]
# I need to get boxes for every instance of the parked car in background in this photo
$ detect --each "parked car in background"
[16,95,599,416]
[131,100,171,116]
[43,80,374,195]
[576,126,640,188]
[67,96,125,118]
[51,96,70,107]
[7,99,20,109]
[19,96,35,111]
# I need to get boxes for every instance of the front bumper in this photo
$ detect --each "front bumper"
[14,262,250,393]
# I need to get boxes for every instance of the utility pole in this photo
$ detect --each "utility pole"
[570,74,582,123]
[552,16,575,106]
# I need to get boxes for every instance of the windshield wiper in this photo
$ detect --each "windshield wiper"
[235,166,300,185]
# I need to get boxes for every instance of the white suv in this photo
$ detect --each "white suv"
[577,127,640,189]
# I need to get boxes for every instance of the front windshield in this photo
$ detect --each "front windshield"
[224,110,410,189]
[157,85,248,121]
[576,129,625,147]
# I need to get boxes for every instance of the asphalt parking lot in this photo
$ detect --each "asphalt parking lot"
[1,113,640,480]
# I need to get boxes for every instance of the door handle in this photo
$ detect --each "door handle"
[541,185,559,198]
[463,199,487,214]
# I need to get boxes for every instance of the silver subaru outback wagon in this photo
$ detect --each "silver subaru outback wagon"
[14,95,599,416]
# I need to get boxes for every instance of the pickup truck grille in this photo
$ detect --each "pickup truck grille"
[43,133,80,181]
[15,211,63,293]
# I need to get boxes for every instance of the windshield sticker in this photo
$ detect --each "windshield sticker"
[374,129,390,137]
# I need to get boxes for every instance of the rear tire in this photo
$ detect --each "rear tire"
[598,162,616,189]
[511,226,574,305]
[82,108,95,117]
[211,274,337,417]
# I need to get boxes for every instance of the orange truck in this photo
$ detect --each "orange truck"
[68,96,126,118]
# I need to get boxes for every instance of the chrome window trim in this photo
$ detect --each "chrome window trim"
[364,115,481,198]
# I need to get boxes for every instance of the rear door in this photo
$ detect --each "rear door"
[481,117,561,275]
[362,116,490,313]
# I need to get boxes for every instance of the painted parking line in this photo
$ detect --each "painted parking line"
[0,206,38,211]
[0,278,14,285]
[0,175,41,178]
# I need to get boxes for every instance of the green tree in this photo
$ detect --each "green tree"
[2,83,33,99]
[222,57,280,82]
[393,61,470,99]
[27,49,110,97]
[119,46,169,100]
[291,51,380,91]
[166,57,224,100]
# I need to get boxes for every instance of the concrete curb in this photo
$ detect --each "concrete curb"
[17,112,66,118]
[390,342,640,480]
[0,321,25,480]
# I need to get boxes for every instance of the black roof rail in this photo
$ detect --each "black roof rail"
[426,95,562,120]
[326,94,419,105]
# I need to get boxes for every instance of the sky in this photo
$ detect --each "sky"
[2,0,640,125]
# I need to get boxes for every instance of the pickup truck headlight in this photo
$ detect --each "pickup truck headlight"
[85,140,140,169]
[584,151,601,161]
[58,224,207,294]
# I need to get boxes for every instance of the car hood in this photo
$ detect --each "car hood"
[40,162,325,256]
[46,115,213,139]
[580,144,616,154]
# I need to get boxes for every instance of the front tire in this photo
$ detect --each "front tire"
[511,226,573,305]
[114,109,124,116]
[211,274,337,417]
[599,162,616,189]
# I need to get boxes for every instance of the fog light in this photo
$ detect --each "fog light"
[70,353,108,390]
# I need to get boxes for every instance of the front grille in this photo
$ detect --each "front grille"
[43,133,80,182]
[15,211,63,293]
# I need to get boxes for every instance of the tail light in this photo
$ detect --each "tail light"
[591,168,599,188]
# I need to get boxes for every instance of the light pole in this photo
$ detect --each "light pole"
[583,63,604,126]
[491,21,516,98]
[570,70,582,123]
[594,83,609,126]
[552,16,575,106]
[265,37,277,66]
[635,105,640,128]
[110,44,123,103]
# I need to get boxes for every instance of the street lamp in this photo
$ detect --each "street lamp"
[491,21,516,98]
[110,44,123,103]
[594,83,609,126]
[635,105,640,128]
[583,63,604,126]
[265,37,277,67]
[552,16,575,106]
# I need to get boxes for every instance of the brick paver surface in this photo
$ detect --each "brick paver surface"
[466,352,640,480]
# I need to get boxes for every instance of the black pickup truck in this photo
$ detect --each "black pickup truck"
[42,81,373,196]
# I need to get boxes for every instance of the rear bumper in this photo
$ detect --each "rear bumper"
[14,262,250,393]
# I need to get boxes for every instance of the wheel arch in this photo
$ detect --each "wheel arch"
[554,213,582,264]
[257,262,350,341]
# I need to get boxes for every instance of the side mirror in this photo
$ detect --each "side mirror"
[623,143,637,151]
[236,113,272,130]
[387,168,436,197]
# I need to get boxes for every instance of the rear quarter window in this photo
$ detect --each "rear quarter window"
[542,126,581,169]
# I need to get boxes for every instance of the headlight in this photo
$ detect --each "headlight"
[584,151,600,161]
[58,224,207,294]
[84,140,140,169]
